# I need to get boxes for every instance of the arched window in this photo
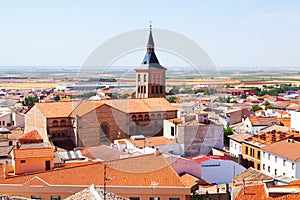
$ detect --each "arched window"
[157,114,161,120]
[144,74,147,82]
[151,114,155,120]
[60,120,66,126]
[53,120,58,127]
[138,74,141,82]
[100,123,109,143]
[132,115,137,121]
[145,114,149,120]
[163,113,167,119]
[138,115,143,121]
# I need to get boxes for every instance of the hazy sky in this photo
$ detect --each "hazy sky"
[0,0,300,67]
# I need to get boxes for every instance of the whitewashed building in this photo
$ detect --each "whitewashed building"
[291,111,300,132]
[261,139,300,179]
[244,116,278,134]
[228,132,251,157]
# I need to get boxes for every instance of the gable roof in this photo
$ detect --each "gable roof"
[262,139,300,162]
[34,101,80,118]
[70,98,177,117]
[247,116,278,126]
[233,167,273,182]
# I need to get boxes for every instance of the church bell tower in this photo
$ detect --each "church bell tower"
[135,25,167,98]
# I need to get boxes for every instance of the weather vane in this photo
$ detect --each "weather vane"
[149,20,152,30]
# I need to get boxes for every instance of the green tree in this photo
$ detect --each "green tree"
[168,96,177,103]
[263,101,272,110]
[131,91,136,98]
[119,93,130,99]
[224,127,233,147]
[250,105,263,112]
[241,94,247,99]
[22,96,39,106]
[54,95,60,102]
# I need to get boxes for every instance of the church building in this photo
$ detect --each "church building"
[24,26,177,148]
[135,26,167,98]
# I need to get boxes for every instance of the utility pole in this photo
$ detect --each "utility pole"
[103,163,108,200]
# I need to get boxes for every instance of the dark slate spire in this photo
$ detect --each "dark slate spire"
[147,24,155,48]
[142,25,160,65]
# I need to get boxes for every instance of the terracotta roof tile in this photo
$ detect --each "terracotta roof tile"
[0,154,185,187]
[233,167,273,182]
[13,147,54,159]
[34,101,81,118]
[235,184,268,200]
[180,173,200,187]
[248,116,278,126]
[19,130,42,140]
[262,139,300,162]
[70,98,177,117]
[127,136,175,148]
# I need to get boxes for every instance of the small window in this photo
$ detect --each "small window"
[157,114,161,120]
[20,160,26,163]
[150,198,160,200]
[257,151,261,160]
[31,196,41,200]
[275,156,277,163]
[51,196,61,200]
[283,173,286,176]
[130,198,140,200]
[257,163,260,170]
[263,164,265,170]
[138,74,141,82]
[283,160,286,166]
[138,115,143,121]
[268,154,270,160]
[169,198,180,200]
[145,114,149,120]
[275,169,277,175]
[234,143,237,150]
[239,146,241,152]
[60,120,66,126]
[268,166,270,173]
[151,114,155,120]
[132,115,137,121]
[144,74,147,82]
[245,146,248,155]
[53,120,58,127]
[292,163,295,170]
[2,121,5,125]
[171,127,175,137]
[263,152,265,158]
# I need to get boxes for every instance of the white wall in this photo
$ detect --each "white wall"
[201,160,245,184]
[229,139,242,157]
[261,151,298,178]
[291,111,300,132]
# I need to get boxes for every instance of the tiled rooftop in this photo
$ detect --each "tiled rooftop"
[262,139,300,162]
[13,147,54,159]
